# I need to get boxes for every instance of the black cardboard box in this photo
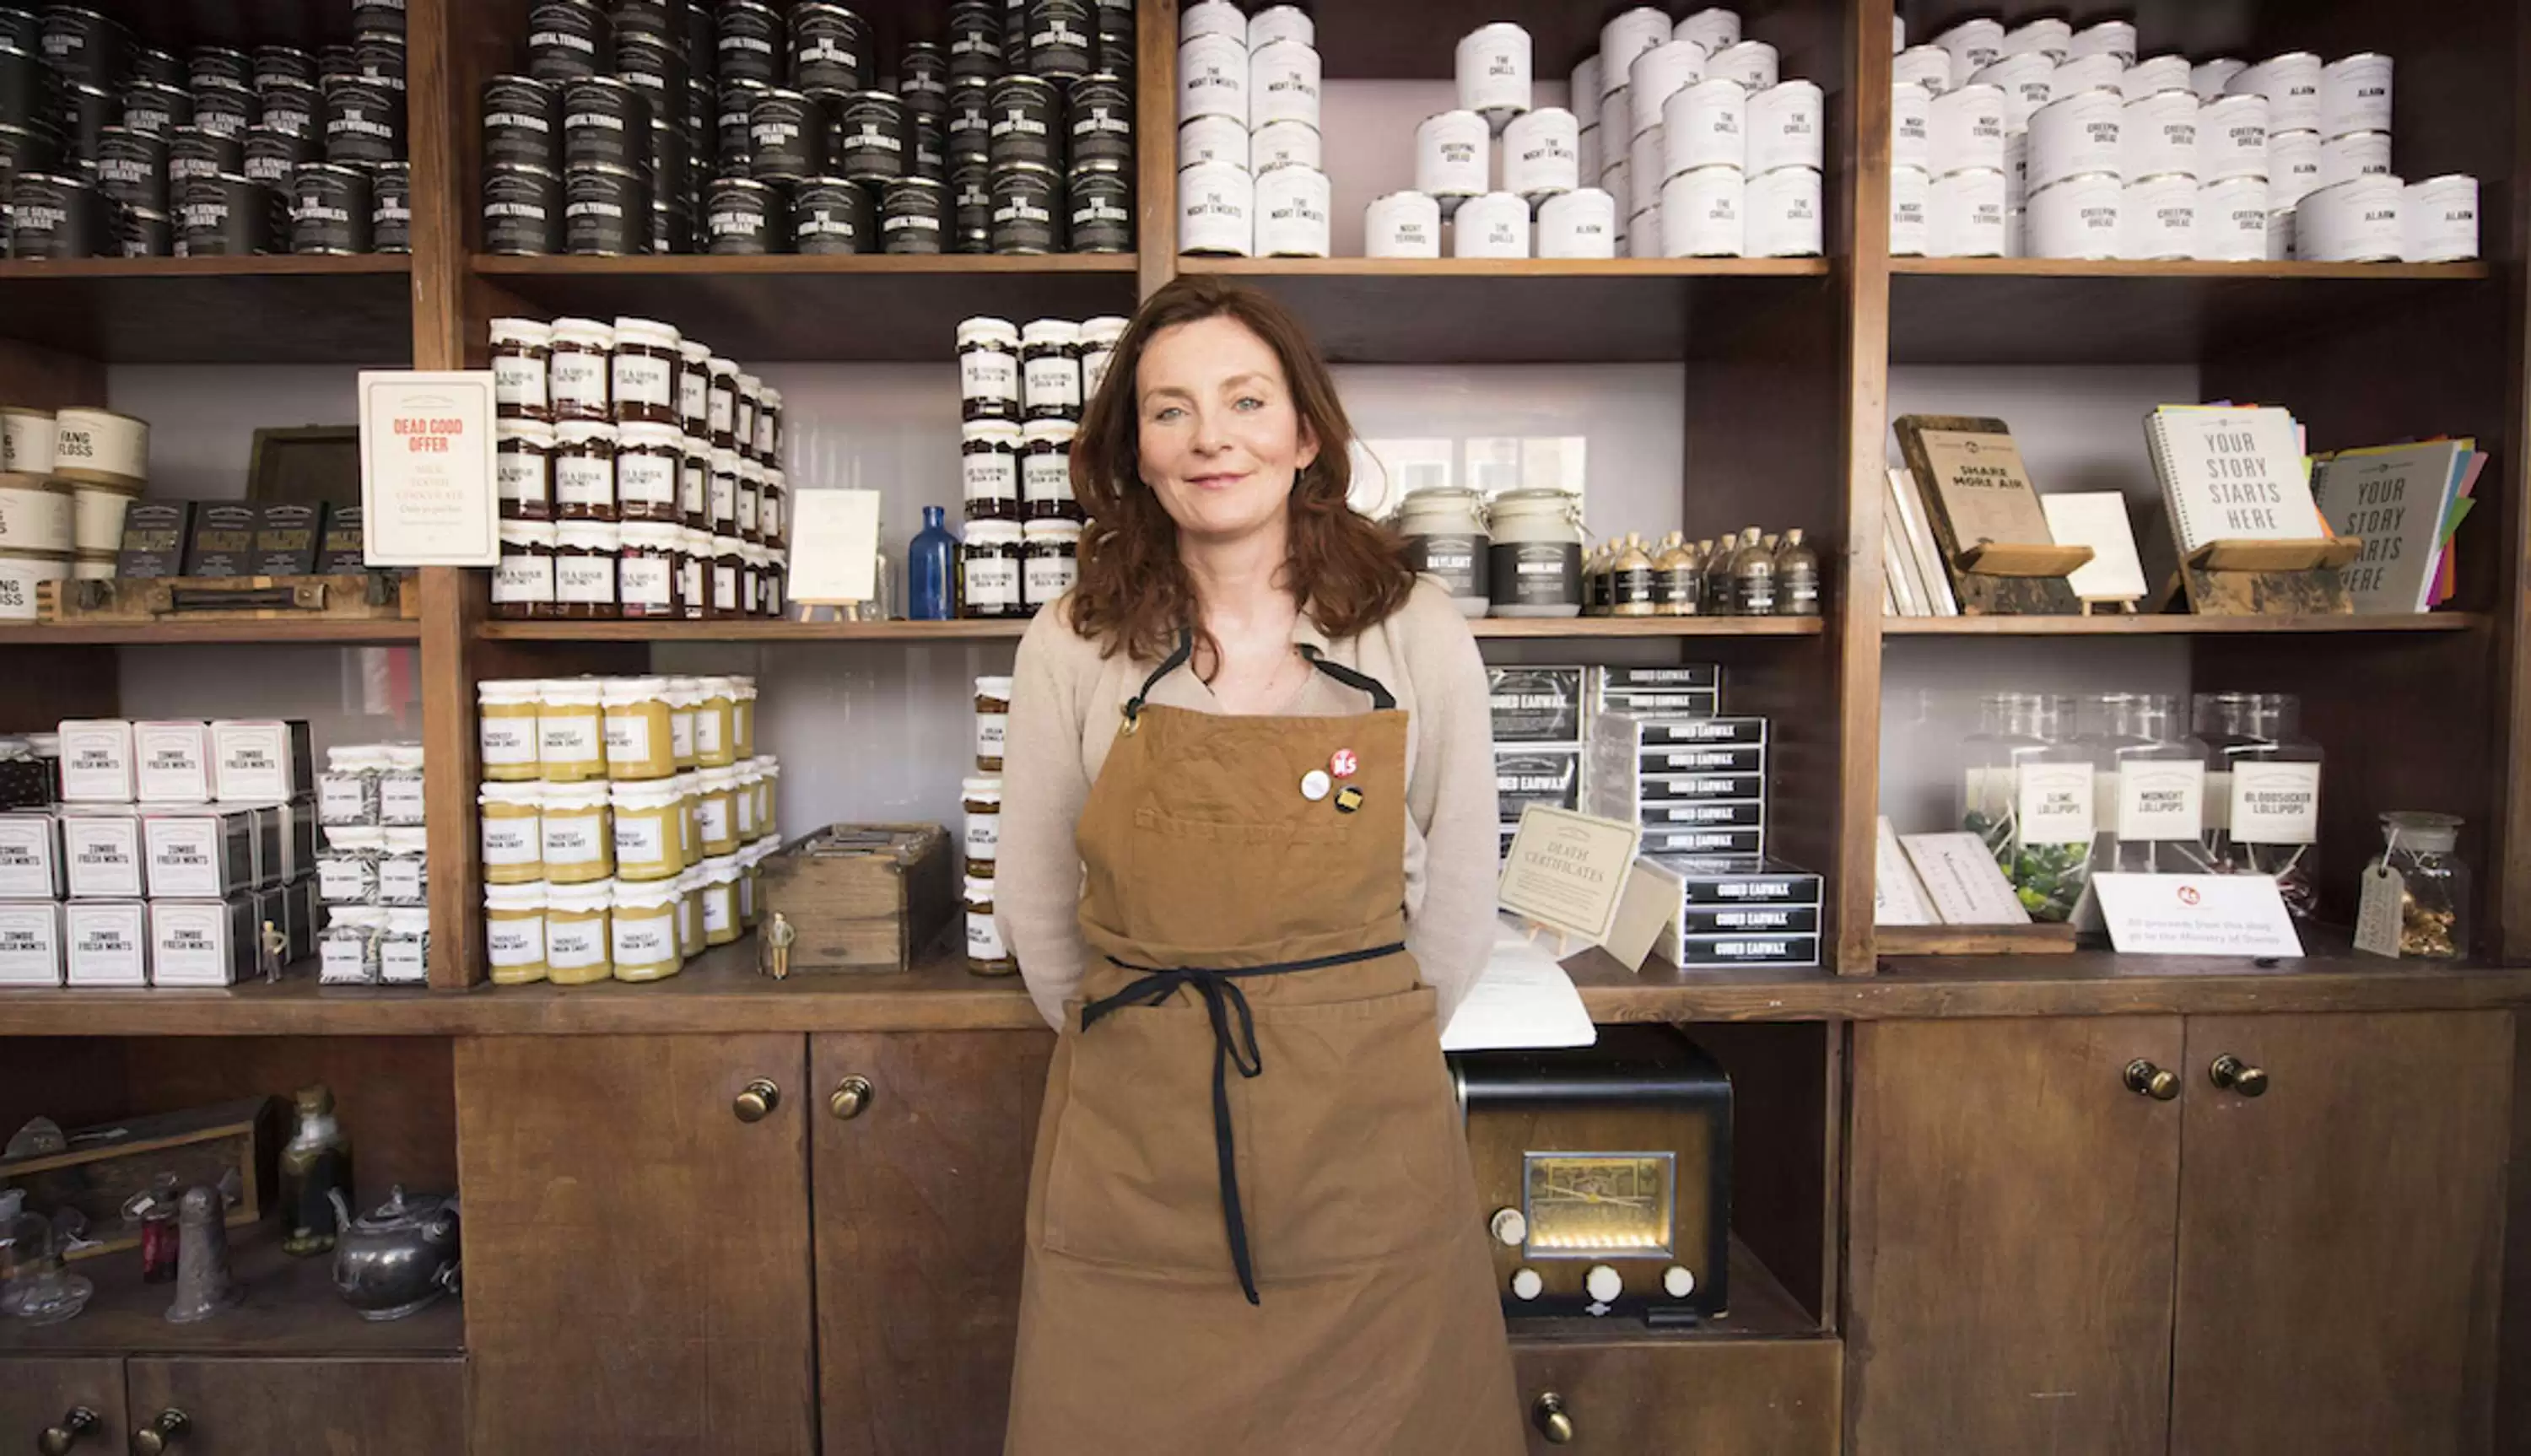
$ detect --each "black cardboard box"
[250,502,326,576]
[317,504,366,572]
[186,504,261,577]
[116,501,195,579]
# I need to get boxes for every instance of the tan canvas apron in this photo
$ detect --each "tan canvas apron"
[1006,632,1522,1455]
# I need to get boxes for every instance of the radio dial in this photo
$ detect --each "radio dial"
[1663,1265,1696,1298]
[1488,1207,1528,1246]
[1584,1265,1623,1302]
[1510,1267,1544,1300]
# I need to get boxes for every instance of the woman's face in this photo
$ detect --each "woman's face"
[1135,314,1319,545]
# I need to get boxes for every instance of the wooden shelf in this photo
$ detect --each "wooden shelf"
[1177,256,1833,363]
[0,621,424,647]
[1887,257,2495,364]
[0,256,415,365]
[472,254,1141,362]
[1882,612,2485,636]
[0,1222,464,1357]
[476,616,1825,644]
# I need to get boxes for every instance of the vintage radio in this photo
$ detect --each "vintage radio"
[1451,1025,1731,1324]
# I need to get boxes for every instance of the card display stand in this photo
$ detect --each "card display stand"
[2163,537,2364,616]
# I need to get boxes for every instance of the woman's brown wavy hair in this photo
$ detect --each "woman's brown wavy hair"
[1066,274,1413,665]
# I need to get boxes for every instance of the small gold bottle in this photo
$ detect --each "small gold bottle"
[1776,527,1821,616]
[1611,532,1657,616]
[1655,531,1699,616]
[1730,526,1778,616]
[1705,531,1744,616]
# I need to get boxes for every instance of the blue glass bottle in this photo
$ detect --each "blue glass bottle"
[908,505,958,620]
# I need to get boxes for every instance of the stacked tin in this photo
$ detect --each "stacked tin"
[1897,19,2476,263]
[0,1,409,259]
[483,0,1134,257]
[1174,1,1325,257]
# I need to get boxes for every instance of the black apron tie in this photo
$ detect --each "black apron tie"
[1079,941,1407,1305]
[1123,628,1399,730]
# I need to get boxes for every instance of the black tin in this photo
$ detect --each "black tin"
[258,80,320,140]
[788,2,870,93]
[167,124,241,185]
[1069,71,1131,166]
[526,0,613,81]
[986,73,1060,170]
[242,123,314,186]
[120,80,191,138]
[564,159,650,254]
[947,83,990,167]
[791,173,870,253]
[1024,0,1094,81]
[323,78,403,165]
[39,6,127,89]
[909,111,945,180]
[899,41,949,121]
[353,35,407,93]
[116,204,170,256]
[5,169,104,256]
[715,0,782,87]
[947,0,1003,84]
[609,0,676,35]
[372,158,409,251]
[291,159,373,253]
[253,45,318,92]
[834,88,904,182]
[615,30,688,112]
[1068,154,1131,251]
[879,173,945,253]
[319,44,357,87]
[94,124,165,211]
[129,44,181,86]
[562,74,648,170]
[1094,3,1133,75]
[650,194,693,254]
[483,74,559,168]
[950,160,990,251]
[483,159,562,253]
[176,171,281,256]
[704,171,778,253]
[190,46,253,94]
[747,85,820,181]
[353,0,407,38]
[59,79,112,162]
[715,78,764,170]
[0,45,49,131]
[0,8,38,51]
[988,159,1060,253]
[648,115,688,197]
[0,121,62,181]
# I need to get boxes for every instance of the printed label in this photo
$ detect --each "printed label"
[0,903,61,984]
[2016,762,2096,847]
[543,813,605,866]
[498,450,547,507]
[322,936,374,983]
[965,812,999,857]
[2355,865,2405,957]
[620,556,673,607]
[550,354,607,412]
[965,557,1020,606]
[1487,541,1582,609]
[379,855,427,903]
[65,819,142,897]
[613,354,674,408]
[681,456,708,515]
[557,554,614,604]
[976,712,1007,762]
[708,472,737,524]
[962,351,1020,403]
[480,716,539,768]
[317,855,375,903]
[616,812,671,870]
[380,936,428,984]
[0,820,53,898]
[702,886,736,936]
[483,817,540,866]
[547,915,607,969]
[494,355,547,411]
[714,563,740,611]
[963,454,1018,504]
[2115,760,2205,842]
[1023,555,1077,605]
[148,821,220,897]
[613,909,677,966]
[695,709,726,758]
[554,456,613,510]
[734,787,757,837]
[380,776,426,825]
[968,909,1006,960]
[695,794,731,845]
[737,485,760,535]
[487,916,545,967]
[670,710,695,763]
[2229,761,2320,845]
[1023,359,1082,413]
[618,452,677,507]
[318,777,372,822]
[604,712,655,765]
[1021,453,1071,506]
[1406,531,1489,600]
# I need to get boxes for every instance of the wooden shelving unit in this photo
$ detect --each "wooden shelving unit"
[0,621,424,647]
[1881,612,2485,636]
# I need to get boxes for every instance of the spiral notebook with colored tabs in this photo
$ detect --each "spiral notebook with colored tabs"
[2145,405,2324,555]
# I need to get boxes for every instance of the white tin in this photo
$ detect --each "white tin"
[2120,173,2196,259]
[1890,163,1929,255]
[1246,5,1313,51]
[2067,21,2136,67]
[2191,58,2248,101]
[2229,51,2321,135]
[1894,46,1953,96]
[1573,56,1604,108]
[1892,80,1932,170]
[1929,165,2007,257]
[1175,161,1254,256]
[1453,191,1532,258]
[2194,175,2269,261]
[2268,206,2296,261]
[1600,8,1673,84]
[1707,40,1777,91]
[50,408,148,488]
[1176,33,1248,127]
[1970,52,2053,131]
[1660,164,1744,256]
[1746,166,1821,256]
[1927,83,2005,176]
[2118,54,2189,101]
[1935,18,2004,78]
[1627,205,1662,258]
[2003,19,2070,62]
[1600,86,1629,161]
[1629,127,1665,209]
[0,410,51,475]
[1747,80,1821,174]
[2319,130,2392,188]
[1251,118,1321,175]
[1249,38,1321,130]
[0,479,72,553]
[1537,187,1618,258]
[1676,8,1740,54]
[2322,52,2393,138]
[1629,40,1708,138]
[1578,123,1602,184]
[1603,155,1632,220]
[1504,107,1581,202]
[2027,171,2122,259]
[0,550,67,621]
[2297,175,2402,262]
[1664,77,1746,177]
[2027,88,2121,191]
[2403,175,2480,262]
[1254,165,1330,257]
[2266,128,2322,208]
[2197,94,2270,183]
[1365,191,1443,258]
[1179,0,1244,44]
[1176,114,1247,170]
[1415,109,1490,208]
[2050,51,2121,98]
[1456,22,1532,129]
[2122,89,2197,181]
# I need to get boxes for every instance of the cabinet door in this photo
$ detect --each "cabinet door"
[459,1035,815,1456]
[1512,1340,1840,1453]
[0,1357,124,1454]
[814,1030,1053,1456]
[2172,1011,2511,1453]
[123,1357,460,1456]
[1847,1017,2184,1456]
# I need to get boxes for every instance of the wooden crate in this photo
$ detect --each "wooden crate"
[758,823,958,973]
[0,1097,278,1260]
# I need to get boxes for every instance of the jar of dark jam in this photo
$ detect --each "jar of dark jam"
[614,420,683,521]
[1021,418,1080,521]
[708,448,742,535]
[1019,318,1082,421]
[710,533,746,617]
[761,466,787,547]
[962,419,1022,521]
[618,520,683,618]
[734,371,761,461]
[1023,517,1081,612]
[610,315,682,423]
[680,440,710,526]
[960,519,1023,618]
[677,339,710,437]
[497,416,556,520]
[548,315,614,423]
[756,385,782,462]
[706,354,739,446]
[957,315,1022,422]
[553,418,618,520]
[553,519,620,618]
[491,315,553,420]
[737,457,764,542]
[678,526,711,619]
[493,518,558,618]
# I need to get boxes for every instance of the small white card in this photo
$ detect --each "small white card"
[2042,491,2149,602]
[1498,806,1643,943]
[1874,815,1937,926]
[785,489,882,603]
[2091,872,2304,957]
[359,369,499,566]
[1899,832,2030,925]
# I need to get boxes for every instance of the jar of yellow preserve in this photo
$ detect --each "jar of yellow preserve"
[737,839,765,930]
[478,680,542,782]
[543,879,613,985]
[694,675,737,767]
[732,676,758,758]
[478,781,544,885]
[537,677,607,782]
[610,876,684,982]
[753,758,780,843]
[540,780,614,883]
[695,766,739,857]
[729,760,760,843]
[601,675,676,780]
[484,882,548,985]
[665,676,701,768]
[675,866,705,959]
[700,855,742,945]
[674,768,704,866]
[611,778,684,882]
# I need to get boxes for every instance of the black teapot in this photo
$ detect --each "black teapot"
[326,1186,460,1321]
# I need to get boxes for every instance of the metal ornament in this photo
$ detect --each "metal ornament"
[1335,785,1364,814]
[758,912,796,980]
[165,1186,238,1323]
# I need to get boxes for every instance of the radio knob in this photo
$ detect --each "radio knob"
[1488,1207,1528,1246]
[1510,1267,1544,1300]
[1663,1265,1697,1298]
[1584,1265,1622,1302]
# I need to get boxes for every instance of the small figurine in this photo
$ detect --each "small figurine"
[164,1186,236,1324]
[258,919,289,983]
[759,912,796,980]
[278,1084,353,1257]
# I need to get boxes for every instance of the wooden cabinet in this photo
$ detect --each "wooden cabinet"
[1848,1011,2512,1455]
[2170,1011,2512,1453]
[456,1035,816,1456]
[0,1357,124,1454]
[1848,1017,2185,1456]
[812,1031,1053,1456]
[122,1357,461,1456]
[1511,1340,1840,1453]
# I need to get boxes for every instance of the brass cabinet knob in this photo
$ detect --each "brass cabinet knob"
[733,1078,781,1123]
[38,1407,99,1454]
[2210,1054,2269,1097]
[829,1075,875,1120]
[131,1410,188,1455]
[1531,1392,1575,1444]
[2124,1059,2180,1101]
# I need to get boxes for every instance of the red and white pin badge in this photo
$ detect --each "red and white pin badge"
[1330,748,1359,779]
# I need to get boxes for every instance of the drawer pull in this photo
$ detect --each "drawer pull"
[734,1078,782,1123]
[131,1410,189,1454]
[830,1075,875,1120]
[38,1406,99,1454]
[2209,1054,2269,1097]
[1531,1392,1575,1445]
[2124,1059,2180,1101]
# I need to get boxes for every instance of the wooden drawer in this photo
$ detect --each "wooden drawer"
[1511,1339,1840,1454]
[0,1357,125,1454]
[124,1356,462,1456]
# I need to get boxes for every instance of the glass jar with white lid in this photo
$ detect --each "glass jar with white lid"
[1487,488,1584,617]
[2194,692,2323,918]
[1961,693,2093,922]
[2075,693,2208,874]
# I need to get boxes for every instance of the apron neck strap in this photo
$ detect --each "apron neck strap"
[1120,627,1400,729]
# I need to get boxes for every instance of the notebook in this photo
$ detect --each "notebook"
[2145,405,2324,554]
[2310,439,2474,613]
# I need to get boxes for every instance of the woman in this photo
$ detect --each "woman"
[996,275,1521,1454]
